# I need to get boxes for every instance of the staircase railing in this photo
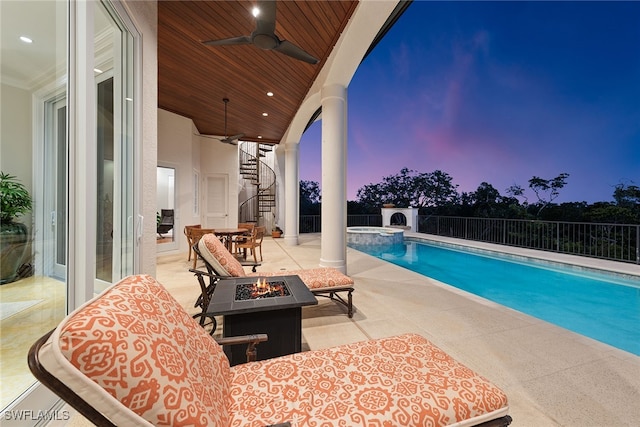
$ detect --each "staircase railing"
[238,142,276,224]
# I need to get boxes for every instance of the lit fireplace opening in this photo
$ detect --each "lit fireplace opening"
[235,278,291,301]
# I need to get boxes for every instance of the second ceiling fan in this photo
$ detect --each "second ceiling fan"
[203,0,319,65]
[208,98,244,145]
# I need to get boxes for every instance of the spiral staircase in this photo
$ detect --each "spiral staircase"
[238,142,276,226]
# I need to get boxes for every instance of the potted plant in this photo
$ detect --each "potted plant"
[272,225,283,238]
[0,172,33,284]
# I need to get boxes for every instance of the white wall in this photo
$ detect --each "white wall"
[199,132,239,227]
[0,83,33,227]
[158,108,192,254]
[157,108,239,255]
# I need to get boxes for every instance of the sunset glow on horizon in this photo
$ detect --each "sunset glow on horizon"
[299,1,640,204]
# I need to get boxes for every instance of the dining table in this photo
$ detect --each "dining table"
[213,227,249,252]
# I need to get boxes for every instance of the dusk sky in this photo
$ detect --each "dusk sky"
[298,1,640,204]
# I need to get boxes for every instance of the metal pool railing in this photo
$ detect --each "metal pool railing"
[418,216,640,264]
[300,215,382,233]
[298,214,639,264]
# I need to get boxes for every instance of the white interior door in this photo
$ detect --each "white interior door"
[205,174,228,228]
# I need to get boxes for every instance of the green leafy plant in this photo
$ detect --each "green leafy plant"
[0,172,33,223]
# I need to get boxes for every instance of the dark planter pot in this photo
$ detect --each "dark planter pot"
[0,221,32,284]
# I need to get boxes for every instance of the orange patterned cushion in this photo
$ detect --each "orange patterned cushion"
[228,333,508,427]
[49,275,232,426]
[199,233,353,291]
[199,233,247,277]
[248,267,354,290]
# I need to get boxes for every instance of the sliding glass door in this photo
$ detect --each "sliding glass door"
[0,0,139,417]
[43,97,68,280]
[94,0,136,291]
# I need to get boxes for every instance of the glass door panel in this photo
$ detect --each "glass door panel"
[1,0,139,412]
[94,0,135,291]
[55,104,68,277]
[0,0,68,411]
[42,96,68,280]
[97,76,114,283]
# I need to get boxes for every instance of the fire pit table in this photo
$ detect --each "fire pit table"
[207,275,318,365]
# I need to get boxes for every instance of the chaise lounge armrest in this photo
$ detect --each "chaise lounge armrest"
[189,267,227,281]
[214,333,268,362]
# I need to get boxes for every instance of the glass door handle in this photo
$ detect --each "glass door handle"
[136,214,144,243]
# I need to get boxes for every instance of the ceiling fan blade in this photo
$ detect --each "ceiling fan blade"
[198,135,227,142]
[228,133,245,141]
[203,36,251,46]
[255,0,276,35]
[274,40,319,64]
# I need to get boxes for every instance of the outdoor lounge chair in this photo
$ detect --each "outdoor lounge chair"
[28,274,512,427]
[193,232,355,319]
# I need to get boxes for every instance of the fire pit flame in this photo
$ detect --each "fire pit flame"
[254,278,270,296]
[235,279,291,301]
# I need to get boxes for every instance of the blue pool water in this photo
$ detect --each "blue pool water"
[350,240,640,356]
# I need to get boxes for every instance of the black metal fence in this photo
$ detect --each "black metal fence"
[419,216,640,264]
[299,215,382,233]
[299,214,639,264]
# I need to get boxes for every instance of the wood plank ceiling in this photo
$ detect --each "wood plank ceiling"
[158,0,358,144]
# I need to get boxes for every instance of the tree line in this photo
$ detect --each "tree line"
[300,167,640,224]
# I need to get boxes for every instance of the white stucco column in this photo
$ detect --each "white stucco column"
[283,142,300,245]
[320,84,347,273]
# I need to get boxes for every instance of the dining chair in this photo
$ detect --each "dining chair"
[232,222,255,253]
[235,226,265,263]
[183,224,201,262]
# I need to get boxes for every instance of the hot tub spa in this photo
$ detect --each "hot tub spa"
[346,226,404,246]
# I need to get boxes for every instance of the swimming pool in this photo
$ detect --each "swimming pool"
[349,239,640,356]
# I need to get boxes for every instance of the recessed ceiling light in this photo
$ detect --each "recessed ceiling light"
[20,36,33,44]
[252,6,260,17]
[257,135,262,139]
[262,112,268,116]
[94,68,103,74]
[266,92,274,97]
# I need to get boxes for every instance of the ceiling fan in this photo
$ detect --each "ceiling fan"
[202,0,319,65]
[202,98,244,145]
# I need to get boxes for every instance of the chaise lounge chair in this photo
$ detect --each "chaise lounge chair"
[192,232,355,319]
[28,274,512,427]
